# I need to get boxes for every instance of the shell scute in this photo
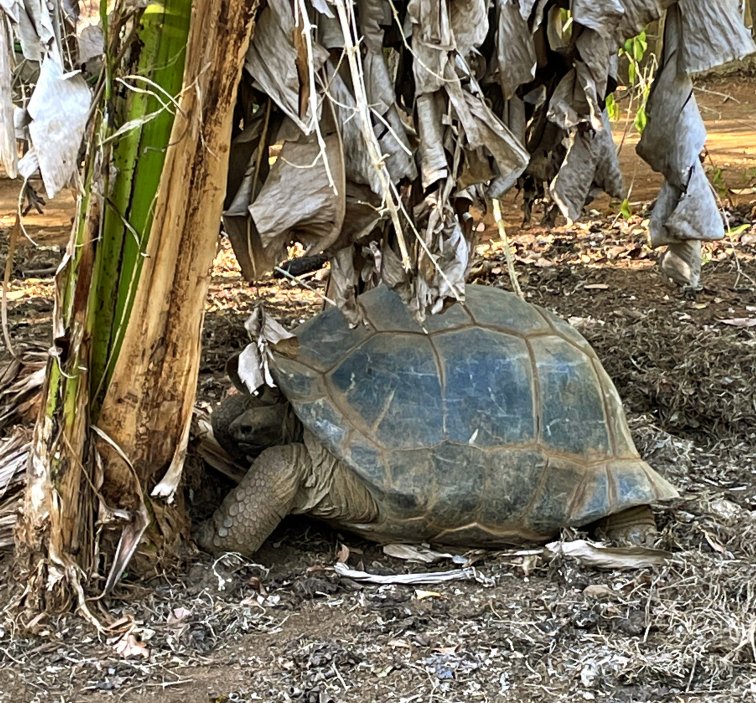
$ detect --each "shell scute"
[433,327,535,446]
[530,336,611,458]
[465,285,550,334]
[328,333,443,449]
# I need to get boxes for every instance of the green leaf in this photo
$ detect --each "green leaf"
[605,93,619,121]
[633,104,647,133]
[634,31,648,60]
[619,198,632,220]
[726,223,749,238]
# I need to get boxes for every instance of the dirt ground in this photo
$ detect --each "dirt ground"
[0,77,755,703]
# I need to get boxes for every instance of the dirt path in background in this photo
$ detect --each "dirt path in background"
[614,77,756,205]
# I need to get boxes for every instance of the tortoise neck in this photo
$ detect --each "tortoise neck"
[282,403,304,444]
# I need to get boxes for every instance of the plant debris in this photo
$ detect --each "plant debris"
[223,0,755,314]
[2,195,755,699]
[544,538,671,570]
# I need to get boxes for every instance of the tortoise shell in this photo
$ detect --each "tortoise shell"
[272,285,677,544]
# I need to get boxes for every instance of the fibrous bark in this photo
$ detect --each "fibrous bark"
[15,0,260,616]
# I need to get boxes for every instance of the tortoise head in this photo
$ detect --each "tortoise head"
[212,387,295,462]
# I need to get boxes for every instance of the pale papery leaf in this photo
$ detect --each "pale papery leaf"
[719,318,756,328]
[383,543,457,564]
[167,607,193,625]
[414,589,444,600]
[583,584,617,599]
[77,24,104,63]
[110,633,150,659]
[26,56,92,198]
[335,543,350,563]
[238,306,297,391]
[333,561,494,586]
[0,20,16,178]
[223,0,752,312]
[545,539,671,570]
[236,342,267,393]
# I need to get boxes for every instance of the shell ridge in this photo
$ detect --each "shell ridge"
[588,355,617,457]
[523,338,542,443]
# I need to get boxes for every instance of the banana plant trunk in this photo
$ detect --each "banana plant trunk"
[15,0,259,616]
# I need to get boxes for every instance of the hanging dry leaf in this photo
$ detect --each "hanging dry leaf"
[218,0,754,313]
[25,56,92,198]
[0,20,16,178]
[249,131,346,257]
[235,306,297,391]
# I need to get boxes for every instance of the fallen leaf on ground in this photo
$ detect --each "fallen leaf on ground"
[336,543,350,563]
[703,497,744,524]
[519,554,540,576]
[383,543,456,564]
[167,607,192,625]
[583,584,617,599]
[415,589,444,600]
[544,539,671,570]
[719,318,756,328]
[2,290,26,301]
[702,530,732,557]
[110,632,149,659]
[334,561,493,586]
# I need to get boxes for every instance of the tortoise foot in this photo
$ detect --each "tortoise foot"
[598,505,658,546]
[193,520,218,554]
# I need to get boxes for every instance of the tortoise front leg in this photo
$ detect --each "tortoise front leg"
[195,443,310,556]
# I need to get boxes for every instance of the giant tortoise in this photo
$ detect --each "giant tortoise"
[197,285,677,555]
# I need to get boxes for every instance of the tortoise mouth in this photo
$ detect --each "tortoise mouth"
[232,441,269,461]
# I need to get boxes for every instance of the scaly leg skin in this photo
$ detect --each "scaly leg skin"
[600,505,658,546]
[195,443,309,556]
